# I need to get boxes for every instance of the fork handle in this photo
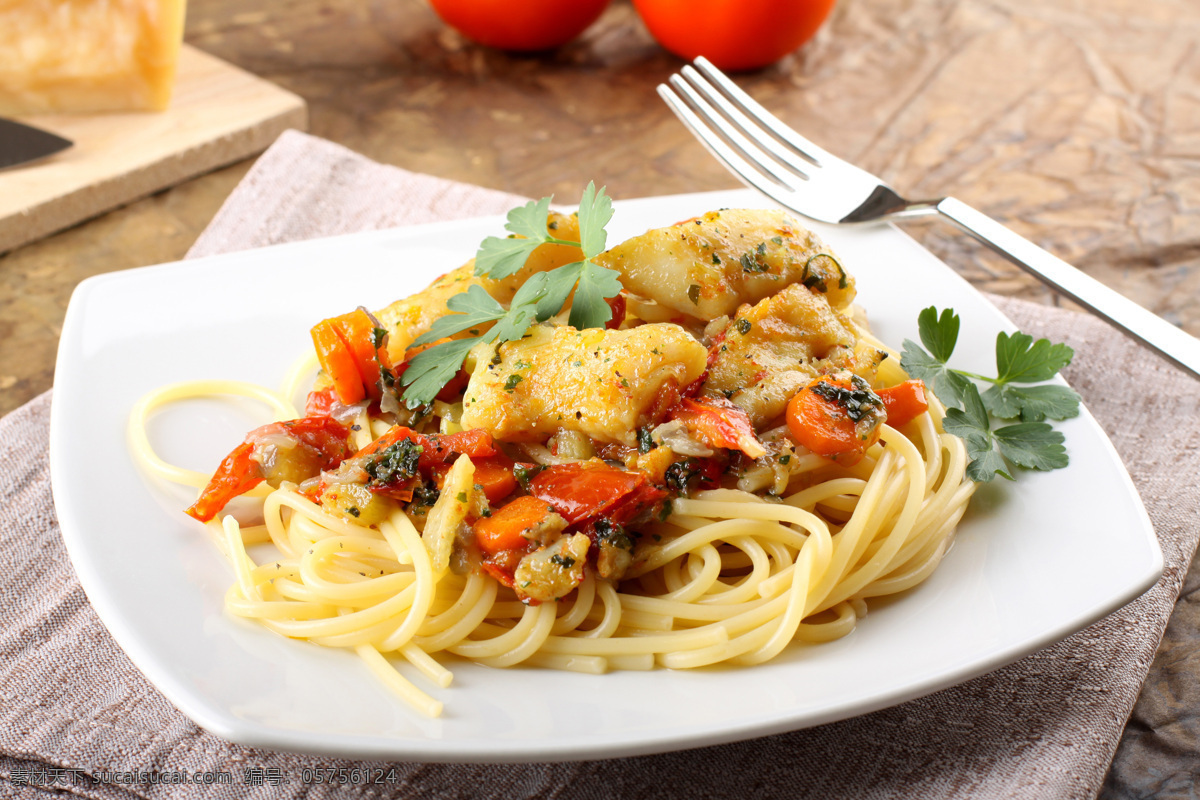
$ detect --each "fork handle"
[936,197,1200,380]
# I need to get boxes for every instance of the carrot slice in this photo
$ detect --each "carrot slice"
[785,375,886,466]
[332,309,385,398]
[311,321,366,404]
[470,456,518,504]
[311,309,390,405]
[877,380,929,427]
[474,496,557,555]
[429,455,517,505]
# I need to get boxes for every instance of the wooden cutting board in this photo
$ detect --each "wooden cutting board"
[0,45,307,254]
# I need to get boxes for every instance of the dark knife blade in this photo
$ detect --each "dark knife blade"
[0,117,72,170]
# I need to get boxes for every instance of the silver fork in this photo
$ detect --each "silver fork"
[659,57,1200,381]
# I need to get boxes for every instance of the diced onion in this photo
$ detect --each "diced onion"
[652,420,714,457]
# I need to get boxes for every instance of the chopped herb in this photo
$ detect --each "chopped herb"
[550,554,576,569]
[456,491,468,503]
[711,253,721,265]
[809,375,884,423]
[637,427,654,454]
[364,438,422,485]
[802,253,847,291]
[740,242,770,273]
[735,318,752,335]
[779,454,791,465]
[514,463,543,490]
[687,284,701,304]
[346,507,360,517]
[370,327,387,349]
[664,459,701,493]
[504,374,524,392]
[412,484,440,506]
[594,518,633,550]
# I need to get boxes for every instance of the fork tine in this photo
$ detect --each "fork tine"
[692,56,834,169]
[678,65,818,181]
[657,82,811,214]
[666,75,810,188]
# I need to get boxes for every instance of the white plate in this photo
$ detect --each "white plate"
[51,189,1162,762]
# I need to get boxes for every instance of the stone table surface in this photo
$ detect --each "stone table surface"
[2,0,1198,795]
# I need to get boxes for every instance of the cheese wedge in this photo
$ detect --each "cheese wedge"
[0,0,187,115]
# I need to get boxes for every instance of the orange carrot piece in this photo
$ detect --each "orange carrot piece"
[470,456,518,504]
[331,309,385,398]
[311,321,366,404]
[428,455,516,505]
[877,380,929,427]
[785,376,885,466]
[474,496,556,555]
[311,309,390,405]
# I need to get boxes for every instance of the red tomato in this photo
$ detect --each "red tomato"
[632,0,837,71]
[428,0,612,52]
[529,462,648,526]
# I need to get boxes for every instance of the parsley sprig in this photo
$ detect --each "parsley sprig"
[900,306,1081,482]
[398,183,621,408]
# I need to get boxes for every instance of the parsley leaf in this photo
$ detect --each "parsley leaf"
[400,338,478,409]
[410,284,506,348]
[474,196,554,280]
[490,273,549,341]
[399,185,621,407]
[899,339,973,410]
[475,236,544,282]
[994,331,1075,384]
[993,423,1067,471]
[504,195,554,241]
[399,276,549,408]
[535,262,583,322]
[981,383,1081,422]
[576,181,613,258]
[900,304,1080,481]
[918,306,961,363]
[476,183,621,329]
[943,386,1014,482]
[570,261,624,330]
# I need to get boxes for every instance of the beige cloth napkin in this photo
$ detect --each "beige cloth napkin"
[3,130,1198,799]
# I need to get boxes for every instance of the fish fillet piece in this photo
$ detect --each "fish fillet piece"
[704,283,886,427]
[595,208,854,321]
[460,323,708,447]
